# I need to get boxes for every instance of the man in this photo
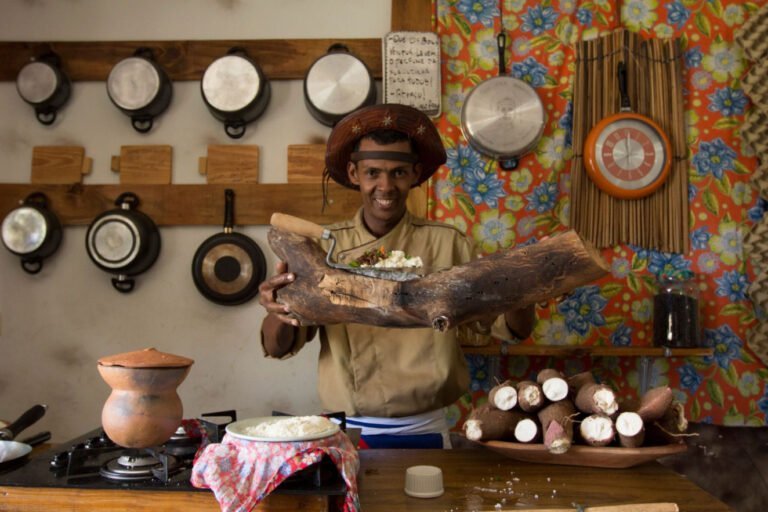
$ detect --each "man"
[259,104,534,448]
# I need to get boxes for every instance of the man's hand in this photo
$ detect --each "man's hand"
[258,260,299,327]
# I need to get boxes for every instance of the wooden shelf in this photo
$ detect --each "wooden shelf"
[0,39,382,82]
[0,183,360,226]
[462,344,714,358]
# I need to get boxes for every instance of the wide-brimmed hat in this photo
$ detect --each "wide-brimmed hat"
[324,104,446,189]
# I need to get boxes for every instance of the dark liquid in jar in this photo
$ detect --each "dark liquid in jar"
[653,293,701,348]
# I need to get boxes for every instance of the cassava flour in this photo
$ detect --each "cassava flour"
[244,415,334,439]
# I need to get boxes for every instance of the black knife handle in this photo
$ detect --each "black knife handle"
[2,404,47,440]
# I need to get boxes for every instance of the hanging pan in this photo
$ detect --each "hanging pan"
[583,62,672,199]
[85,192,161,293]
[303,43,376,126]
[201,47,271,139]
[1,192,62,274]
[192,189,266,306]
[16,51,71,126]
[461,31,545,171]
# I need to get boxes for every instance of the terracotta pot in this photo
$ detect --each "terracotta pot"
[97,348,193,448]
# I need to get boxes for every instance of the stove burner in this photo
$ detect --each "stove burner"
[99,449,181,482]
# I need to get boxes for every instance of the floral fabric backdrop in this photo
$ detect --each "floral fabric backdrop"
[431,0,768,428]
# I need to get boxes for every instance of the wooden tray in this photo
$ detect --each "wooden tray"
[480,440,688,468]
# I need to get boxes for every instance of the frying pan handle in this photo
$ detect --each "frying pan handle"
[497,32,507,75]
[270,213,329,240]
[618,61,631,111]
[0,404,47,441]
[224,188,235,231]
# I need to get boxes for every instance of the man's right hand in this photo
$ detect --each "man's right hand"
[258,260,299,326]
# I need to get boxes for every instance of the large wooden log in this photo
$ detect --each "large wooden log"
[268,229,610,331]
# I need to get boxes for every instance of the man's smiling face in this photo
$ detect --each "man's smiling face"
[347,137,421,237]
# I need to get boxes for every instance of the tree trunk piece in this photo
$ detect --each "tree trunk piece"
[268,228,609,330]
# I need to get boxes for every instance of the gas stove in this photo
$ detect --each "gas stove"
[0,410,348,508]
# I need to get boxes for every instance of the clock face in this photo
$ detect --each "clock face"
[584,114,672,199]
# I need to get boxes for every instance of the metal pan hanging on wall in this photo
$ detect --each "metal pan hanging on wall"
[303,43,376,126]
[583,62,672,200]
[461,32,545,171]
[106,47,173,133]
[85,192,161,293]
[1,192,62,274]
[191,189,266,306]
[15,52,71,126]
[201,47,271,139]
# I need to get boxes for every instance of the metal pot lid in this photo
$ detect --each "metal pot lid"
[461,76,545,158]
[1,207,47,254]
[306,53,372,115]
[107,57,161,111]
[87,214,140,269]
[202,55,261,113]
[16,62,58,104]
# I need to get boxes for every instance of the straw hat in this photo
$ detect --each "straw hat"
[324,104,446,189]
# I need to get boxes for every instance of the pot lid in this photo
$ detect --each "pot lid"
[87,214,140,269]
[98,347,194,368]
[1,207,47,254]
[305,53,372,115]
[202,55,261,112]
[461,76,545,158]
[107,57,161,110]
[16,61,58,104]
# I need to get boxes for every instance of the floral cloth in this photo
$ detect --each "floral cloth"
[433,0,768,428]
[190,431,360,512]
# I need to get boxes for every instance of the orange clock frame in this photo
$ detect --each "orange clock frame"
[583,112,672,200]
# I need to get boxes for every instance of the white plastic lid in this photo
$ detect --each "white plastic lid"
[404,465,444,498]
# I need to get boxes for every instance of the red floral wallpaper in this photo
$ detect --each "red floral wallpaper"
[430,0,768,428]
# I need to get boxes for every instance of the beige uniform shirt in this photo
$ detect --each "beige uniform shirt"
[270,208,514,418]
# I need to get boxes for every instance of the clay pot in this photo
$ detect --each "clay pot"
[97,348,193,448]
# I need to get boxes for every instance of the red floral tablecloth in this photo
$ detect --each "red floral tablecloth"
[191,431,359,512]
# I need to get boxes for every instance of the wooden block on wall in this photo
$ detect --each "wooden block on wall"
[111,145,172,184]
[287,144,325,183]
[199,145,260,183]
[31,146,91,184]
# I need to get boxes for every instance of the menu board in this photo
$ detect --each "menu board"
[383,31,441,118]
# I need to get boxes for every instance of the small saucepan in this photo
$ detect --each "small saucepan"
[461,32,545,170]
[192,189,266,305]
[85,192,161,293]
[201,47,271,139]
[1,192,63,274]
[15,51,71,125]
[107,47,173,133]
[303,43,376,127]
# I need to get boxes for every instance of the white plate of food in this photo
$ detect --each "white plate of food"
[225,415,340,442]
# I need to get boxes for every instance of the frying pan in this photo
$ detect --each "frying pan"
[460,31,545,170]
[583,62,672,199]
[270,213,422,282]
[192,189,266,305]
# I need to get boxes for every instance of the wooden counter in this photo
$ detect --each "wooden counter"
[356,449,731,512]
[0,446,730,512]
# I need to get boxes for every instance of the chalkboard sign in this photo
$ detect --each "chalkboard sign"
[383,31,441,117]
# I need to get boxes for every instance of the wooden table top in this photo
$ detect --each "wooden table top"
[0,446,730,511]
[357,449,731,512]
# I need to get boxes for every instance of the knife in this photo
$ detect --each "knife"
[0,404,47,441]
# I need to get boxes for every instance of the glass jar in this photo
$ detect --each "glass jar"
[653,273,702,348]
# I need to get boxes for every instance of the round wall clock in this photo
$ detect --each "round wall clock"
[583,63,672,199]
